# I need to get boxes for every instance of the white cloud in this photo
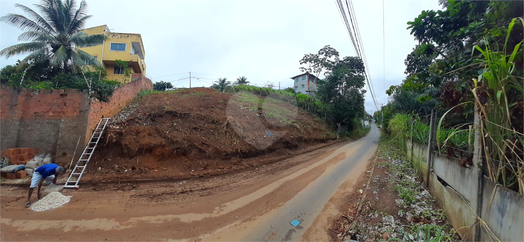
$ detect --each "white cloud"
[0,0,441,114]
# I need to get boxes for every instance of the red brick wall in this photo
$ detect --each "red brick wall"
[0,87,90,165]
[1,76,151,164]
[0,88,85,120]
[86,76,152,141]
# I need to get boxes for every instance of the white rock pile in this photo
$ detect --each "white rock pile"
[30,192,72,212]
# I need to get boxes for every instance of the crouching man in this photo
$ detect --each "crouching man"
[25,163,65,208]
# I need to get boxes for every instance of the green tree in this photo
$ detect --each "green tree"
[299,45,340,78]
[316,56,366,128]
[212,78,231,92]
[235,76,249,85]
[0,0,105,74]
[387,0,523,120]
[153,81,173,91]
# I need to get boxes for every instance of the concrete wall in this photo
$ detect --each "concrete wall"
[0,87,90,166]
[0,76,152,166]
[406,140,429,183]
[408,140,524,241]
[481,178,524,241]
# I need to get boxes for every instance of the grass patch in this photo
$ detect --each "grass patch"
[137,89,163,97]
[182,92,205,97]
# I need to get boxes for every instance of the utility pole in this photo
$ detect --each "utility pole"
[189,72,192,88]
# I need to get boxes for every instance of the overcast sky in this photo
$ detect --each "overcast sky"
[0,0,441,114]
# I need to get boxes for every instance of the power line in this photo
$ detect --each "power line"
[383,0,386,108]
[335,0,379,111]
[151,72,188,79]
[347,0,378,109]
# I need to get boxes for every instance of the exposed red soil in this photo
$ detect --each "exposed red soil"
[81,88,335,182]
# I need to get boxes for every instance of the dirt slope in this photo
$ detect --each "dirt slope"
[82,88,335,182]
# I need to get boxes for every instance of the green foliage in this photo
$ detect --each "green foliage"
[373,104,396,132]
[390,224,453,242]
[316,56,366,127]
[388,113,411,151]
[211,78,231,92]
[387,0,523,119]
[114,59,132,83]
[137,89,163,97]
[341,125,370,140]
[411,120,430,145]
[0,0,106,73]
[472,18,523,193]
[235,76,249,85]
[299,45,340,78]
[153,81,173,91]
[1,63,119,102]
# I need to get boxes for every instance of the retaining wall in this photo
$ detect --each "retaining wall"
[407,140,523,241]
[86,76,152,143]
[0,88,90,165]
[0,76,152,166]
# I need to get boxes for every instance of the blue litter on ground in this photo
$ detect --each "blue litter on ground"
[290,219,301,227]
[266,131,272,137]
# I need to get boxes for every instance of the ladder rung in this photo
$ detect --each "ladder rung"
[65,117,110,189]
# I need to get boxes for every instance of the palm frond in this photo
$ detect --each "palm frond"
[17,30,55,42]
[70,32,104,47]
[70,51,86,69]
[50,46,67,67]
[14,3,55,34]
[0,14,48,33]
[21,48,50,65]
[76,48,101,67]
[69,0,89,32]
[36,0,63,33]
[0,42,46,58]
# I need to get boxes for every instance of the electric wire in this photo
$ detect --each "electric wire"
[335,0,379,110]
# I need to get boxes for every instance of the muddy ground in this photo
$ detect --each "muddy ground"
[330,136,460,241]
[1,141,355,241]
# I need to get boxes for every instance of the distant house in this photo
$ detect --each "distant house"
[291,73,318,95]
[79,25,147,83]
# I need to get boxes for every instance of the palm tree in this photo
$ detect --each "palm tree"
[0,0,105,74]
[212,77,231,92]
[235,76,249,85]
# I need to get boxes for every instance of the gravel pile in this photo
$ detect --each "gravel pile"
[30,192,72,212]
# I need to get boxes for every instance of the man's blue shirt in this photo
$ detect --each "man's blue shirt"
[35,163,58,179]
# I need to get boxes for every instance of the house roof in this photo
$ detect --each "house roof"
[290,73,318,81]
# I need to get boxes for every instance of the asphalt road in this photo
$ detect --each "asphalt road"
[243,124,380,241]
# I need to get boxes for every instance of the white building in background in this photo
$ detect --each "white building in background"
[290,73,318,96]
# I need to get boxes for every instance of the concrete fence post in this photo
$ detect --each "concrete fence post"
[426,110,437,188]
[473,102,484,241]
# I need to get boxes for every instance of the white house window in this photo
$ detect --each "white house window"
[302,76,306,80]
[110,43,126,51]
[114,67,125,74]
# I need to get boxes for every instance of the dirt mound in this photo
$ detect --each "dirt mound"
[84,88,335,182]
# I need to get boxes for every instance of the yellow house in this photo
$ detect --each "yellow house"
[79,25,147,83]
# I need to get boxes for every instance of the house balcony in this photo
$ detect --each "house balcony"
[102,54,146,74]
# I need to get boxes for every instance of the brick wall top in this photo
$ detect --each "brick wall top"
[0,86,88,120]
